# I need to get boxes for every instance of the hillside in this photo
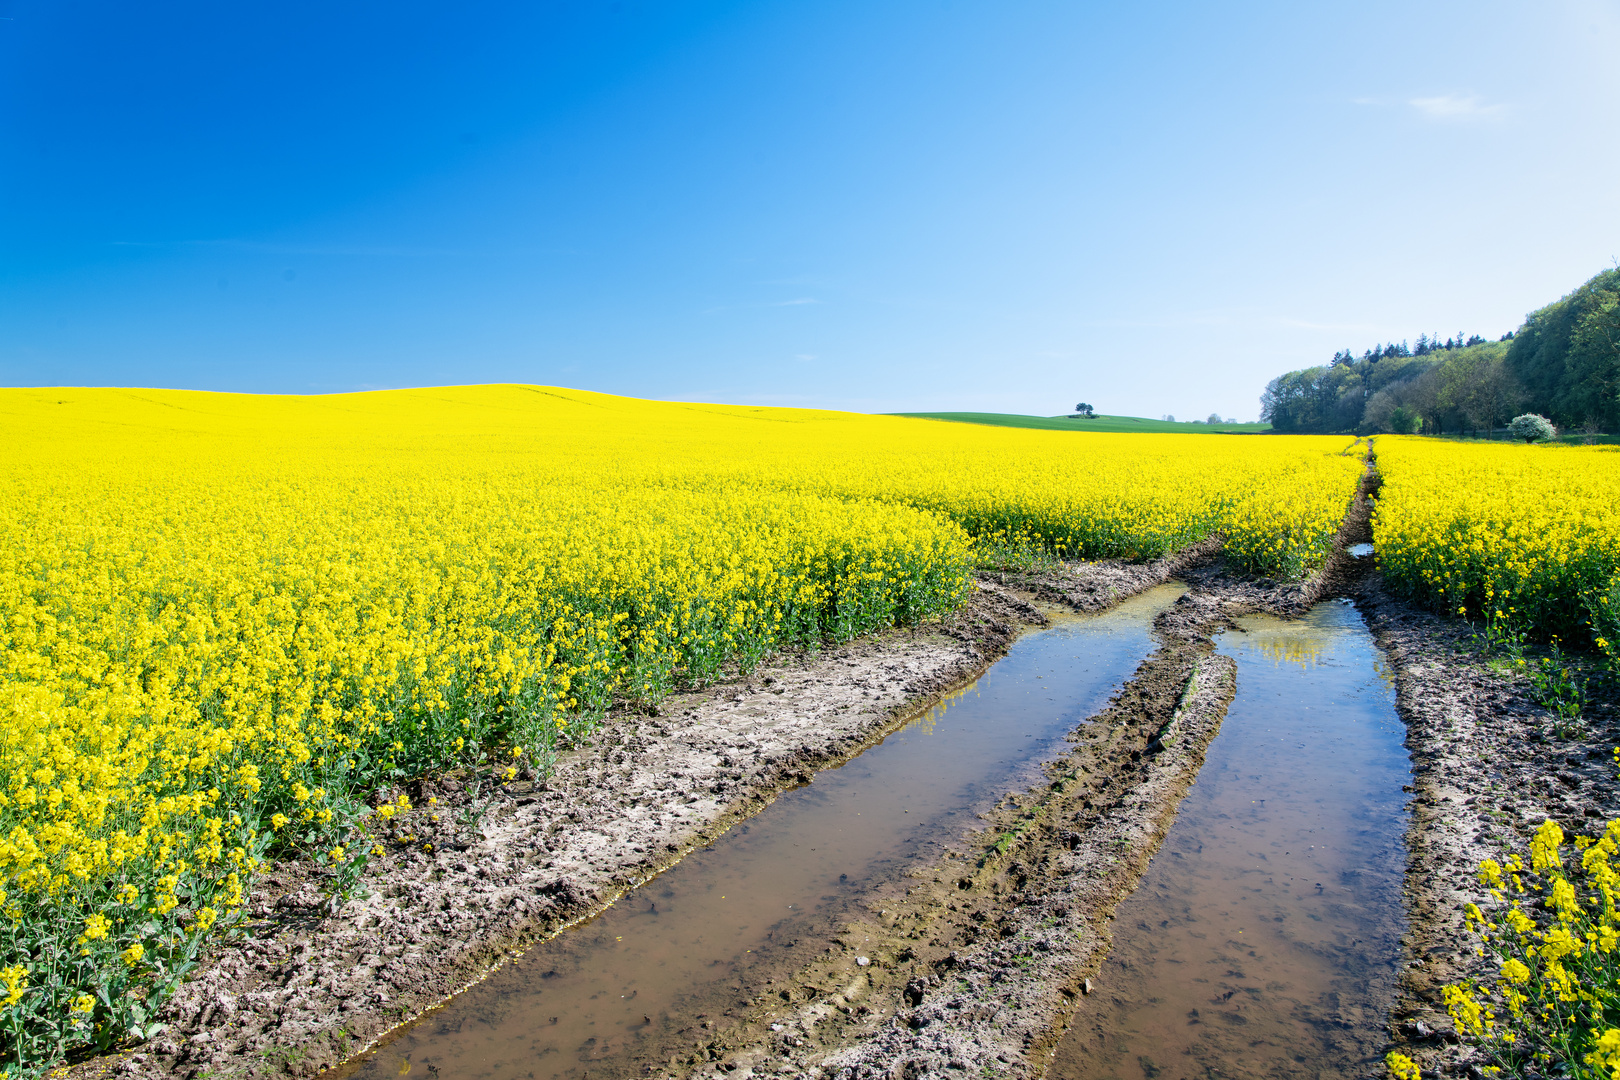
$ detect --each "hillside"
[892,411,1271,434]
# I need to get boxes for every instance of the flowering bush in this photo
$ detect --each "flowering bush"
[1509,414,1558,443]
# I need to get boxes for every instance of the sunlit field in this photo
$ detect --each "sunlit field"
[1372,437,1620,648]
[0,384,1362,1072]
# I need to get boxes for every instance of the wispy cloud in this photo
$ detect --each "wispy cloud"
[771,297,820,307]
[1408,93,1507,120]
[1350,93,1508,122]
[793,353,817,363]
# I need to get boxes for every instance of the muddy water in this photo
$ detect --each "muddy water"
[1051,599,1410,1080]
[341,584,1186,1080]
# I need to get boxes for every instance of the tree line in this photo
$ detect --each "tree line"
[1261,267,1620,435]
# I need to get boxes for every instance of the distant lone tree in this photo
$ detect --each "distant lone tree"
[1206,412,1222,425]
[1074,402,1096,418]
[1162,414,1176,423]
[1508,413,1556,443]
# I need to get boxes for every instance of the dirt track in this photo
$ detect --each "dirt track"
[80,539,1212,1080]
[77,463,1620,1080]
[666,471,1384,1078]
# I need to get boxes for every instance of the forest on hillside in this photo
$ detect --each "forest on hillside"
[1261,268,1620,435]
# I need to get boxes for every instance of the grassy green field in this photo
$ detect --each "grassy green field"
[891,411,1272,434]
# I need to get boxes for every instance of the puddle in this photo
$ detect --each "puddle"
[1051,598,1409,1080]
[338,584,1187,1080]
[1349,542,1374,559]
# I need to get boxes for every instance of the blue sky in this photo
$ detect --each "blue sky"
[2,0,1617,419]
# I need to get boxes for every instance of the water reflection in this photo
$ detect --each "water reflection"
[338,585,1187,1080]
[1052,598,1410,1080]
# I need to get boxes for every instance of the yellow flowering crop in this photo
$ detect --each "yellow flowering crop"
[1384,1050,1422,1080]
[1373,437,1620,646]
[1448,817,1620,1076]
[0,384,1361,1072]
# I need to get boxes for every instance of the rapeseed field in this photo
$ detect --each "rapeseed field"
[1372,437,1620,649]
[0,385,1361,1072]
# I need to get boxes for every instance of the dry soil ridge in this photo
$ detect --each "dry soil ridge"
[84,455,1604,1080]
[75,545,1205,1080]
[1362,586,1620,1078]
[669,469,1386,1080]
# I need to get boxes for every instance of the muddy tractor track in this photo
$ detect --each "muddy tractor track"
[78,459,1620,1080]
[657,472,1387,1079]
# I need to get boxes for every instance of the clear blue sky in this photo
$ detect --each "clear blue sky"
[3,1,1616,420]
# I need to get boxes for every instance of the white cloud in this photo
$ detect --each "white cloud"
[771,297,820,306]
[1408,93,1507,120]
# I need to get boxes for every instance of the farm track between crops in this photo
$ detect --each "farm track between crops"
[63,530,1213,1080]
[70,458,1620,1080]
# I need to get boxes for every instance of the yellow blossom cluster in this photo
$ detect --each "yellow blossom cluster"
[1442,819,1620,1078]
[1372,437,1620,646]
[0,384,1361,1072]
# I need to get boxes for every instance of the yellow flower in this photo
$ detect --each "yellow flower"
[120,943,145,968]
[1384,1051,1421,1080]
[1587,1028,1620,1077]
[1443,984,1489,1037]
[0,966,27,1007]
[1533,820,1566,874]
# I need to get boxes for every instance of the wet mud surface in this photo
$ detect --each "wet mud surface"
[78,548,1204,1080]
[77,454,1620,1080]
[333,587,1186,1080]
[1358,580,1620,1078]
[672,510,1383,1079]
[1051,601,1412,1080]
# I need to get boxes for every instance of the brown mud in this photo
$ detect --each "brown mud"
[651,473,1385,1079]
[78,454,1619,1080]
[76,546,1208,1080]
[1360,586,1620,1078]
